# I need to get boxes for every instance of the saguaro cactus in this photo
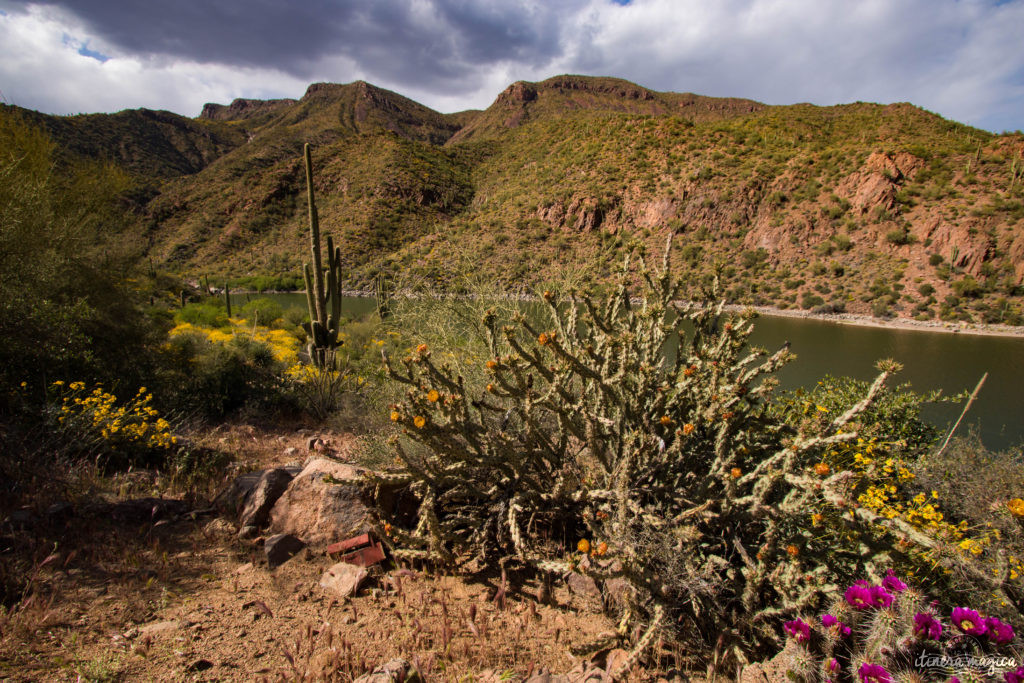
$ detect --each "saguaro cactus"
[302,143,343,368]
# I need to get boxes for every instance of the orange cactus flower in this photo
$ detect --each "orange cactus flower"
[543,290,554,301]
[384,523,393,535]
[426,389,440,403]
[595,542,608,557]
[683,423,695,435]
[811,513,824,526]
[659,415,673,426]
[1009,499,1024,517]
[577,539,590,554]
[390,411,400,422]
[814,462,830,476]
[538,332,549,345]
[416,343,428,354]
[730,467,742,479]
[684,365,696,377]
[486,359,498,370]
[786,544,799,558]
[413,415,426,429]
[721,411,735,420]
[486,383,495,393]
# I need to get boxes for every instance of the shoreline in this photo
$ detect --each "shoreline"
[226,288,1024,340]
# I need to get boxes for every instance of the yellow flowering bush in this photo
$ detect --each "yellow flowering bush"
[51,381,177,468]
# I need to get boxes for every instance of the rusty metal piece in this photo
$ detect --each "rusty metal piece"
[326,533,386,567]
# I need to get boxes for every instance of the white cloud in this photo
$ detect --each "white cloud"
[0,6,308,116]
[1,0,1021,131]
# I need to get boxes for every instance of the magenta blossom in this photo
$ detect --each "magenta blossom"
[1005,667,1024,683]
[826,658,840,674]
[882,569,907,592]
[986,617,1015,645]
[845,583,876,609]
[858,662,892,683]
[913,612,943,640]
[951,607,988,636]
[870,585,895,608]
[784,618,811,642]
[821,613,852,637]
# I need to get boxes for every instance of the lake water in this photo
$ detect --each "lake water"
[232,292,1024,451]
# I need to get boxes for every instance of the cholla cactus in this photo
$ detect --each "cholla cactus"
[373,237,1018,673]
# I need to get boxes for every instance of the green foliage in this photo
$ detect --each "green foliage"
[239,297,285,326]
[801,292,826,309]
[776,375,953,454]
[951,275,983,298]
[175,301,229,328]
[0,111,162,404]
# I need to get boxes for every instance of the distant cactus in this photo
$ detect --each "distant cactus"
[224,281,231,318]
[374,273,392,321]
[302,143,343,368]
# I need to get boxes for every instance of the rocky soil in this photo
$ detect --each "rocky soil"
[0,424,690,682]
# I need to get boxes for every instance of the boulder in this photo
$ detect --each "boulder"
[264,533,306,568]
[319,562,368,599]
[269,458,373,546]
[239,468,294,529]
[215,466,300,523]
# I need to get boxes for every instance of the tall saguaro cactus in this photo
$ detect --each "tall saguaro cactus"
[302,143,343,368]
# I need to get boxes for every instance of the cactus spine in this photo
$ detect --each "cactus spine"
[302,143,343,368]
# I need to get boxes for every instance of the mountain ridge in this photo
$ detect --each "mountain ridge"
[8,75,1024,325]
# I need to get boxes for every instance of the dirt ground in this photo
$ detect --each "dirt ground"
[0,424,686,682]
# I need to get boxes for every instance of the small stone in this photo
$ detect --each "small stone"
[283,447,298,457]
[353,658,410,682]
[139,620,180,637]
[235,562,254,574]
[319,562,368,599]
[264,533,305,568]
[238,525,259,539]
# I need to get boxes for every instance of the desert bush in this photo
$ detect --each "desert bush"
[47,381,177,470]
[160,324,293,419]
[174,301,229,328]
[238,297,285,327]
[372,239,1014,672]
[0,112,160,403]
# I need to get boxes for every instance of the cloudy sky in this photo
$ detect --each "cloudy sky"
[0,0,1022,132]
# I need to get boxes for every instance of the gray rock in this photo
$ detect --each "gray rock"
[353,658,411,682]
[239,468,294,529]
[269,458,373,546]
[264,533,306,568]
[319,562,368,599]
[238,525,259,539]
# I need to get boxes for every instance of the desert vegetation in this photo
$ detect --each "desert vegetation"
[3,102,1024,681]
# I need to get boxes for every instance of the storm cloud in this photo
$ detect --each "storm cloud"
[0,0,1021,132]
